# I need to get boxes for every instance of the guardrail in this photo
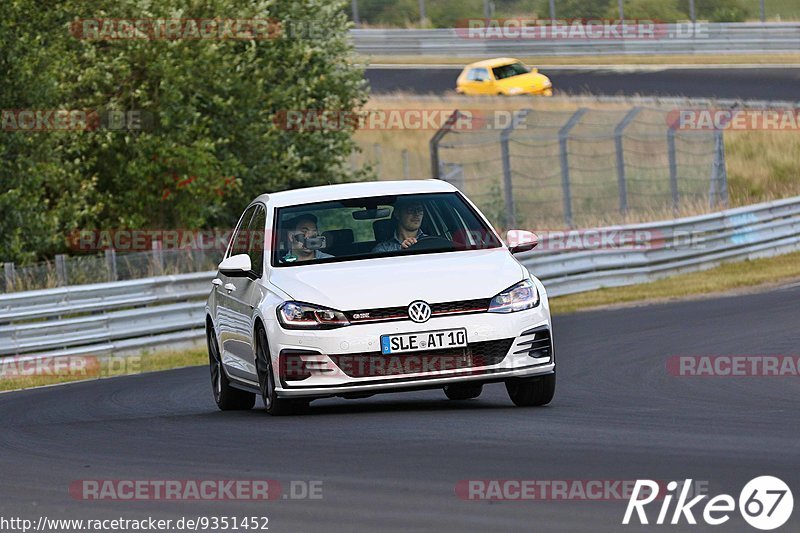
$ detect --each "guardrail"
[518,195,800,295]
[1,195,799,360]
[0,273,212,361]
[351,23,800,56]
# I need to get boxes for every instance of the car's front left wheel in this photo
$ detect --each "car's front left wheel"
[505,372,556,407]
[255,327,308,416]
[208,328,255,410]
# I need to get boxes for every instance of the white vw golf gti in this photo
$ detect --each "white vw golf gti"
[206,180,555,414]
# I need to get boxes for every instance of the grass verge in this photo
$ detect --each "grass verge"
[354,94,800,226]
[0,346,207,392]
[549,250,800,314]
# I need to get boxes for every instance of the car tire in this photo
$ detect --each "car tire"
[208,327,255,411]
[255,327,308,416]
[505,372,555,407]
[443,383,483,400]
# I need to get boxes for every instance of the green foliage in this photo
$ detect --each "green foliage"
[0,0,368,264]
[537,0,614,19]
[605,0,688,21]
[677,0,751,21]
[355,0,546,28]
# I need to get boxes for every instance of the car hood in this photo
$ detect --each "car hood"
[269,248,527,311]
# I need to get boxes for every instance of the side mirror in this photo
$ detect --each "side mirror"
[506,230,538,254]
[218,253,253,276]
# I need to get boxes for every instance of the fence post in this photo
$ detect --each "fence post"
[500,109,532,229]
[152,240,164,276]
[3,262,15,293]
[558,108,587,228]
[105,248,118,282]
[614,107,642,217]
[711,130,729,208]
[429,110,461,179]
[55,254,68,287]
[667,129,679,215]
[401,149,409,179]
[373,143,382,178]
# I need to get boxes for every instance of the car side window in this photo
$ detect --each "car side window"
[228,205,257,259]
[469,68,489,82]
[247,206,267,277]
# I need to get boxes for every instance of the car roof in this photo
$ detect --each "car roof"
[464,57,520,69]
[252,179,458,207]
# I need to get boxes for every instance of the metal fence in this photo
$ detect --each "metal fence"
[1,247,222,294]
[351,23,800,56]
[2,195,798,361]
[431,107,727,229]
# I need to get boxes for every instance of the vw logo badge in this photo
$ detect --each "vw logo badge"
[408,301,432,323]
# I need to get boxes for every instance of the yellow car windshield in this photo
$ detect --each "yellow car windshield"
[492,62,530,80]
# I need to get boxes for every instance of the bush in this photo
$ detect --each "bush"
[677,0,751,22]
[605,0,688,21]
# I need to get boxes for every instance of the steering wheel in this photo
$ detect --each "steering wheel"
[407,235,454,251]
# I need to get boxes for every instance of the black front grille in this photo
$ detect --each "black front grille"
[431,298,491,314]
[327,338,514,378]
[345,298,491,324]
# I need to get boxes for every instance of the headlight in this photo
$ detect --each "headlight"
[277,301,350,329]
[488,279,539,313]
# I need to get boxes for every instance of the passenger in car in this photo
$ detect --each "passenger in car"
[371,199,427,253]
[282,214,334,262]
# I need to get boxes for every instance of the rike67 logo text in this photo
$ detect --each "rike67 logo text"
[623,476,793,530]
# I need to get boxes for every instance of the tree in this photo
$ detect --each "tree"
[0,0,369,263]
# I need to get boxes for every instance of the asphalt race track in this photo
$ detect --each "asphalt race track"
[2,283,799,532]
[366,67,800,100]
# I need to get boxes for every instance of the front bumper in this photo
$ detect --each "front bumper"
[265,305,554,398]
[530,86,553,96]
[278,363,554,398]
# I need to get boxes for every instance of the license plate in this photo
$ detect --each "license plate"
[380,328,467,355]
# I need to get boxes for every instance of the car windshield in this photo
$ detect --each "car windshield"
[491,62,530,80]
[272,192,502,267]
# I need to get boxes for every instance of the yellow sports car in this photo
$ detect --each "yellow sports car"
[456,58,553,96]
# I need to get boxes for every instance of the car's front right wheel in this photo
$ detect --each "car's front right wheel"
[505,372,556,407]
[255,327,308,416]
[208,328,255,411]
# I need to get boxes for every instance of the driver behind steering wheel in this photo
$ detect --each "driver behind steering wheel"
[371,198,427,253]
